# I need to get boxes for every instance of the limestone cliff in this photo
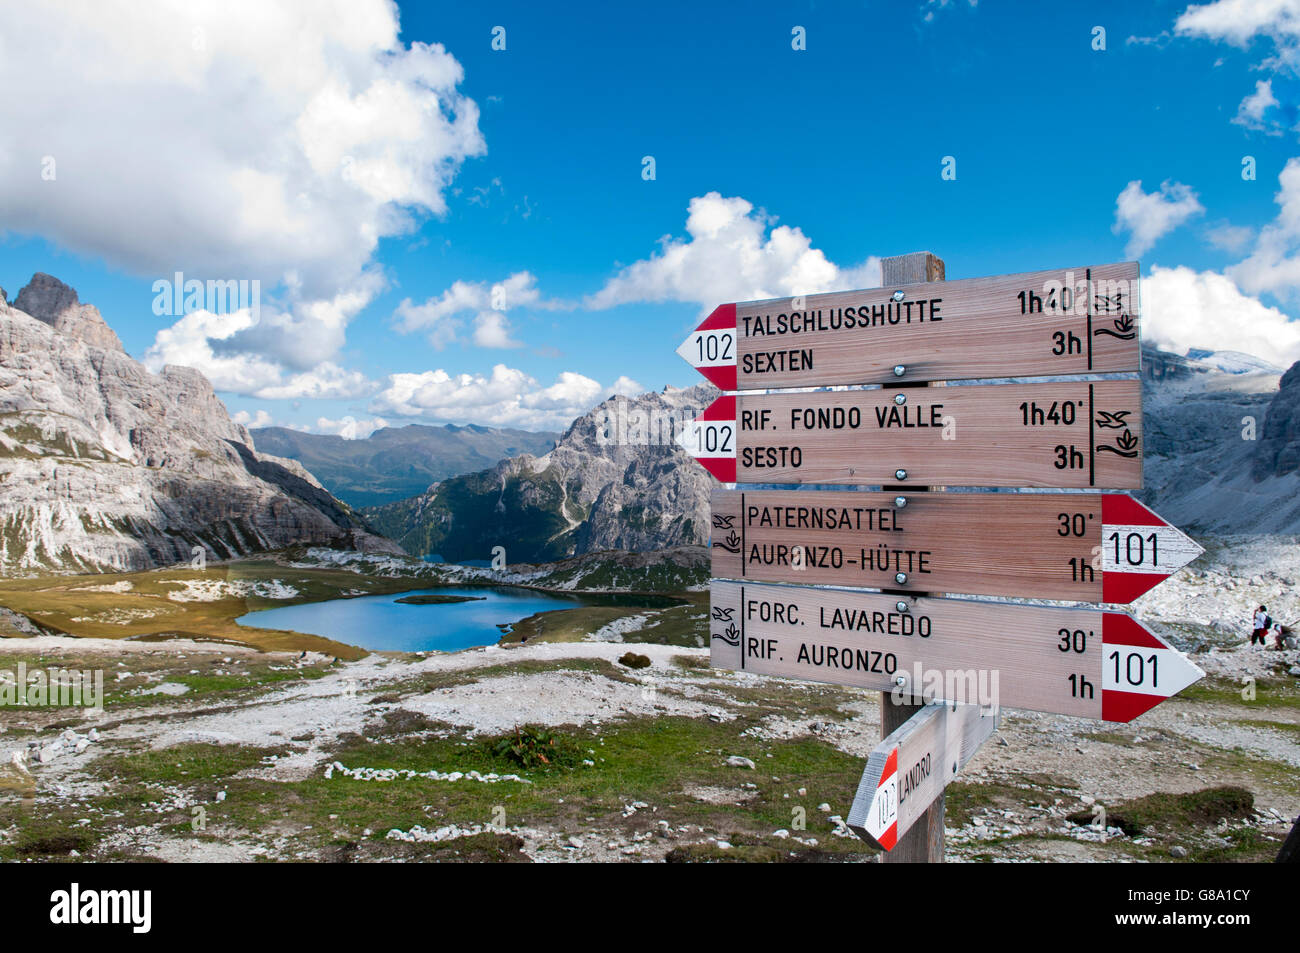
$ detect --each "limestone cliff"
[0,274,400,573]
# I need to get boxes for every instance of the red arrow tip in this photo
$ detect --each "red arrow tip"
[1102,494,1168,527]
[699,395,737,420]
[697,302,736,332]
[1102,689,1165,723]
[1103,612,1165,649]
[697,364,737,391]
[698,457,737,483]
[1102,572,1172,603]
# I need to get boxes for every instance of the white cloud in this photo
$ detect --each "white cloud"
[922,0,978,23]
[369,364,631,430]
[1175,0,1300,111]
[1206,222,1256,253]
[585,193,881,313]
[471,311,522,348]
[1175,0,1300,58]
[0,1,482,295]
[1126,31,1173,48]
[395,271,551,349]
[1228,157,1300,296]
[232,409,274,429]
[144,308,282,394]
[254,363,375,401]
[222,272,386,371]
[394,295,466,351]
[1143,264,1300,364]
[1233,79,1283,132]
[607,375,645,397]
[315,415,389,439]
[1113,180,1205,257]
[0,1,484,396]
[143,308,375,399]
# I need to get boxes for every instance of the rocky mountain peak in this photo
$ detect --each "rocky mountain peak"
[1253,360,1300,480]
[15,272,79,317]
[0,275,399,572]
[13,272,125,353]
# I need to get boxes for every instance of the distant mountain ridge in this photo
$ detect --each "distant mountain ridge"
[369,344,1300,561]
[0,274,399,573]
[252,423,560,508]
[4,267,1295,575]
[364,385,717,563]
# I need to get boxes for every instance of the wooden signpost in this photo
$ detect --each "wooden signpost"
[677,251,1203,862]
[675,380,1143,487]
[710,488,1203,602]
[677,261,1140,390]
[846,702,998,851]
[708,580,1203,722]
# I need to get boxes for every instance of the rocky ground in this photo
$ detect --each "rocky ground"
[0,536,1296,863]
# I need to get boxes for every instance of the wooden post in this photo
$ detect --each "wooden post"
[880,251,946,863]
[1278,815,1300,863]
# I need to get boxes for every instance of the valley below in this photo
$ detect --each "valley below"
[0,538,1296,863]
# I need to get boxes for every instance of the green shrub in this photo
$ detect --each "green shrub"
[484,724,580,770]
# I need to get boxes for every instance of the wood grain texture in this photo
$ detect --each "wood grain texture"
[733,261,1139,388]
[712,489,1104,601]
[880,251,945,285]
[711,580,1105,718]
[733,379,1142,488]
[877,250,949,864]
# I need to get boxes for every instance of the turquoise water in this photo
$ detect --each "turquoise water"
[235,586,587,652]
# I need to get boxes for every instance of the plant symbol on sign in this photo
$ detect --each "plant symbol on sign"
[714,530,742,553]
[712,622,740,646]
[1093,313,1136,340]
[1097,434,1140,457]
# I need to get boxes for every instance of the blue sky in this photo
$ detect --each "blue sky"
[2,0,1299,435]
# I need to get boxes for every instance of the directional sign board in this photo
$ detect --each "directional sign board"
[677,262,1140,390]
[710,489,1201,602]
[709,580,1203,721]
[846,702,998,851]
[677,380,1143,487]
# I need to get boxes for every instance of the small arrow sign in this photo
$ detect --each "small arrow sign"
[847,702,998,851]
[1099,612,1206,722]
[675,394,736,483]
[709,488,1202,603]
[1099,494,1205,602]
[675,304,737,391]
[675,262,1141,389]
[680,381,1143,489]
[710,580,1204,721]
